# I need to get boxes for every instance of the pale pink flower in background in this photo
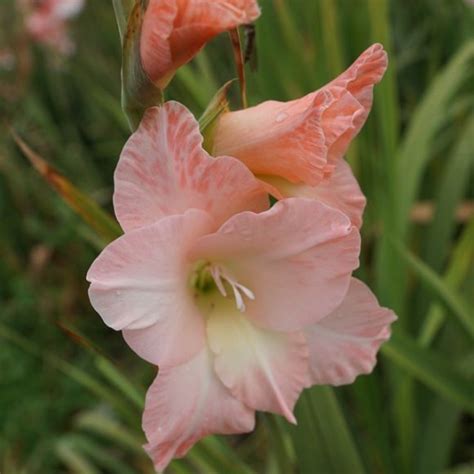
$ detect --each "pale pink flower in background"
[86,102,396,471]
[20,0,85,55]
[213,43,388,228]
[141,0,261,89]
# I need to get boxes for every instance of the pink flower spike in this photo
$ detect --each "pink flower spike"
[213,44,388,186]
[305,278,397,386]
[114,102,269,233]
[141,0,261,88]
[143,348,255,472]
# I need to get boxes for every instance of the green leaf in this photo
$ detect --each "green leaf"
[420,217,474,346]
[60,435,137,474]
[391,238,474,339]
[56,439,100,474]
[187,436,255,474]
[11,131,122,244]
[396,41,474,236]
[382,332,474,413]
[0,324,139,428]
[75,411,146,455]
[422,117,474,273]
[415,398,461,474]
[289,386,366,474]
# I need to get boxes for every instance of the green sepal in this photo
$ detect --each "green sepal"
[122,0,163,130]
[112,0,135,42]
[199,80,235,153]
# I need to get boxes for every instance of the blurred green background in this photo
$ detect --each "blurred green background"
[1,0,473,472]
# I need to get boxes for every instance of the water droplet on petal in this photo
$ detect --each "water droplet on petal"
[275,112,288,123]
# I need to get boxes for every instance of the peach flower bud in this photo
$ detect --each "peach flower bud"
[213,44,388,186]
[140,0,261,88]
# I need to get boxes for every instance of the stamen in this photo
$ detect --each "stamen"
[208,264,255,312]
[210,265,227,297]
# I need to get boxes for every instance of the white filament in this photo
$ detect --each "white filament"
[209,265,255,312]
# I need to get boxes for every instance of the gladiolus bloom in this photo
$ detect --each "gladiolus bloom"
[140,0,261,88]
[87,102,396,471]
[213,43,388,227]
[20,0,84,55]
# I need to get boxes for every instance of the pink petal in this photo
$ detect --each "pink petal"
[262,159,366,229]
[141,0,261,87]
[305,278,397,386]
[213,94,329,185]
[315,43,388,167]
[206,300,309,423]
[143,348,255,472]
[87,209,215,367]
[114,102,268,233]
[192,198,361,331]
[213,44,387,186]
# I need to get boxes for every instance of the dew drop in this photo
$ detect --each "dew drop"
[275,112,288,123]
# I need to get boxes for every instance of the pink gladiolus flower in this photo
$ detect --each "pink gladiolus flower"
[86,102,396,471]
[20,0,84,55]
[213,43,388,228]
[141,0,261,88]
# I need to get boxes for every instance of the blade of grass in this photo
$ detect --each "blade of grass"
[423,117,474,272]
[75,411,146,455]
[420,218,474,346]
[55,439,100,474]
[11,131,122,244]
[0,324,139,428]
[62,435,137,474]
[391,239,474,339]
[396,41,474,235]
[382,331,474,412]
[288,386,366,474]
[262,415,295,474]
[187,436,255,474]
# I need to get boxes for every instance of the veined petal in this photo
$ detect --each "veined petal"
[305,278,397,386]
[206,299,309,423]
[213,44,387,186]
[141,0,261,87]
[213,94,329,185]
[143,348,255,472]
[192,198,361,331]
[329,43,388,112]
[261,159,367,229]
[114,102,268,233]
[87,209,215,367]
[314,43,388,166]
